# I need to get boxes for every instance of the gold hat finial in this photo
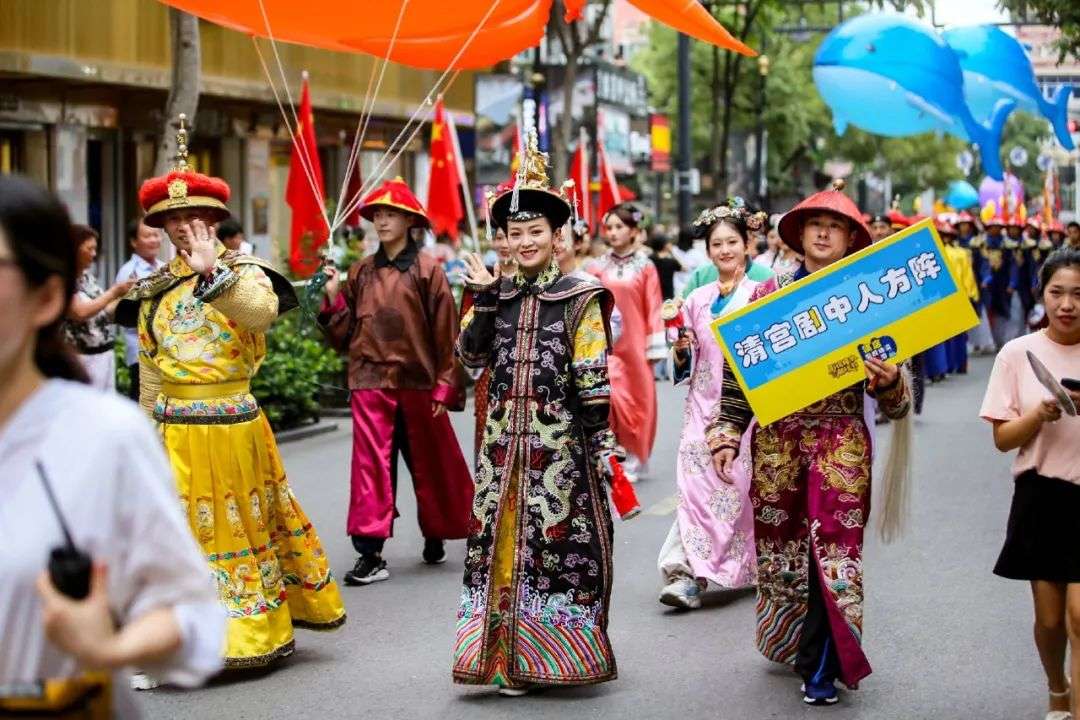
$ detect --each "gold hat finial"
[509,128,551,214]
[174,114,190,172]
[518,128,550,188]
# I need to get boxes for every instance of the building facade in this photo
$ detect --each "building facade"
[0,0,474,278]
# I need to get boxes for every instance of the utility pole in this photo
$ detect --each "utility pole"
[754,32,769,208]
[676,32,691,228]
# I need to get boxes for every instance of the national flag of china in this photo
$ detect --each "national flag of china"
[426,99,464,242]
[286,73,328,277]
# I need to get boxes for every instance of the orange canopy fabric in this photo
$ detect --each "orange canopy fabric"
[158,0,755,69]
[342,2,552,70]
[627,0,754,55]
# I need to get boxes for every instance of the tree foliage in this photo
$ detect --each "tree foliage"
[548,0,614,182]
[997,0,1080,61]
[632,0,1045,210]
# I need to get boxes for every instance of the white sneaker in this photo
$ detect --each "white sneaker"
[659,577,703,610]
[130,672,159,691]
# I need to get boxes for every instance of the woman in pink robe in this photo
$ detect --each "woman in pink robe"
[657,200,775,609]
[589,204,666,478]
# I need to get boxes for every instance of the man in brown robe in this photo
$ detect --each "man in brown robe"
[320,178,473,585]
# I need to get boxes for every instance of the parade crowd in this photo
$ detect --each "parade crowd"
[2,124,1080,718]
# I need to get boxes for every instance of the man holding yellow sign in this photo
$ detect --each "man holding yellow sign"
[707,180,921,706]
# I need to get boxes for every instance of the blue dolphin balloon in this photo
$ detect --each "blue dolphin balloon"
[942,25,1074,151]
[813,14,1014,180]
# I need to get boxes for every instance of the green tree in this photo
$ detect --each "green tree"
[634,0,1007,209]
[993,112,1054,191]
[997,0,1080,61]
[549,0,614,183]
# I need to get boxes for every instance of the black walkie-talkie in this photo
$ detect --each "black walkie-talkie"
[36,461,92,600]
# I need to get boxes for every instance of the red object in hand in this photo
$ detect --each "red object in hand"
[607,457,641,520]
[661,298,684,332]
[661,298,686,345]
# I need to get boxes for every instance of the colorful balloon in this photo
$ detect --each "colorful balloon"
[813,14,1013,180]
[944,180,979,210]
[158,0,754,70]
[977,174,1024,218]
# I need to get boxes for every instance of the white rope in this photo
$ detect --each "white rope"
[256,0,325,200]
[331,0,412,229]
[332,69,470,231]
[332,0,505,230]
[247,0,502,236]
[250,36,329,228]
[331,72,459,226]
[333,62,381,227]
[331,85,448,232]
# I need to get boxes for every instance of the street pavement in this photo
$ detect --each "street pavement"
[141,355,1046,719]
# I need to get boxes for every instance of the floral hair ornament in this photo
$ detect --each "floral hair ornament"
[692,197,768,233]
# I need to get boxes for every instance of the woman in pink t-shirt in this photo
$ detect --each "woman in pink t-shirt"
[980,247,1080,720]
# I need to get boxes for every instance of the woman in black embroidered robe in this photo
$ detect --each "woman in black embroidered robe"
[451,134,620,693]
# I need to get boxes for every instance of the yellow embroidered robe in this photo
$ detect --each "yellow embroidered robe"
[127,251,345,667]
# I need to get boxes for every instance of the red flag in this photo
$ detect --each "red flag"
[344,161,363,228]
[427,99,464,242]
[597,137,623,221]
[568,127,591,230]
[286,73,328,277]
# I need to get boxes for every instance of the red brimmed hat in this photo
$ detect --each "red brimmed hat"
[934,214,957,236]
[777,179,871,254]
[886,208,911,229]
[358,177,430,227]
[137,115,231,228]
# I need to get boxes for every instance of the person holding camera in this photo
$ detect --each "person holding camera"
[0,174,224,715]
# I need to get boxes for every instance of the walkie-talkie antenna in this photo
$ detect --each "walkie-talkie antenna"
[36,461,76,551]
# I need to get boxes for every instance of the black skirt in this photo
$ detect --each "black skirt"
[994,470,1080,583]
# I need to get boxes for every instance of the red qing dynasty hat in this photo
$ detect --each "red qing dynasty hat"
[934,215,956,236]
[138,170,230,229]
[886,208,911,229]
[137,115,231,228]
[358,177,430,227]
[777,179,871,255]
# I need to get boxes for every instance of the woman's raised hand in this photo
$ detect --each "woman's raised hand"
[462,252,499,288]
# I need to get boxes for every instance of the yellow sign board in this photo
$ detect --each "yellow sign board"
[711,219,978,425]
